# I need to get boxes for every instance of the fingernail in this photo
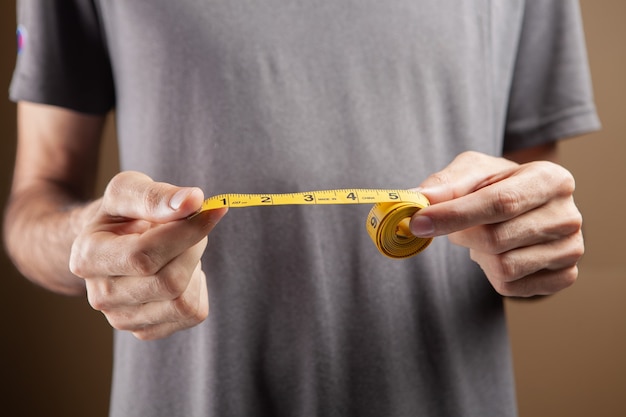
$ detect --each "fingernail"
[410,215,435,237]
[169,188,193,210]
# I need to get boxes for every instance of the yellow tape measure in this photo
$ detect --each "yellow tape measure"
[197,189,433,259]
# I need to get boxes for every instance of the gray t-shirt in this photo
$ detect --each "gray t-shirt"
[10,1,599,416]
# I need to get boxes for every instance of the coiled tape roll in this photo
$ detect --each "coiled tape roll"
[196,189,433,259]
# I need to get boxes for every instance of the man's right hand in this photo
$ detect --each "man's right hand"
[69,171,227,340]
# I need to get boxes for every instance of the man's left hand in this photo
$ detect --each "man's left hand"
[410,151,584,297]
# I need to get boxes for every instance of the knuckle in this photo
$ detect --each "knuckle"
[547,198,582,237]
[491,188,523,218]
[104,172,130,203]
[87,291,106,311]
[157,269,189,298]
[69,238,92,278]
[472,251,524,291]
[171,274,207,322]
[85,278,116,311]
[425,171,451,188]
[493,281,517,297]
[107,315,134,332]
[69,253,87,278]
[534,161,576,196]
[492,252,521,282]
[566,231,585,264]
[172,296,204,321]
[103,313,122,329]
[560,266,579,289]
[574,231,585,258]
[554,165,576,196]
[573,209,584,229]
[127,249,161,276]
[493,278,535,298]
[456,150,482,163]
[482,224,513,254]
[565,209,584,235]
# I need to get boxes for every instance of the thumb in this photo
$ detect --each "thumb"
[102,171,205,222]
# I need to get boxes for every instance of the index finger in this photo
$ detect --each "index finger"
[70,208,227,277]
[411,173,547,237]
[408,152,573,237]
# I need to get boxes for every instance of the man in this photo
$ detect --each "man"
[4,1,599,416]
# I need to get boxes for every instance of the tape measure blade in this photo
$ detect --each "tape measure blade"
[201,195,228,211]
[200,189,429,210]
[272,193,308,205]
[197,188,432,259]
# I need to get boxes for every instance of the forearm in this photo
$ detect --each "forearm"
[4,102,108,295]
[3,181,99,295]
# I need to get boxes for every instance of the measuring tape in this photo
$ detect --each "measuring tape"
[196,189,433,259]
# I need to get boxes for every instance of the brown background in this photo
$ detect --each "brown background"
[1,1,624,416]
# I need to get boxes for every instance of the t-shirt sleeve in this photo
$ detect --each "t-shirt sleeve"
[9,0,115,114]
[503,0,601,153]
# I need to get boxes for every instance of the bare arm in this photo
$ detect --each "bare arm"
[3,102,105,295]
[4,101,228,339]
